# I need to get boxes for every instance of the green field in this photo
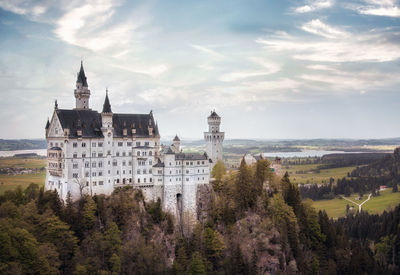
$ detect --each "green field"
[312,188,400,218]
[0,157,46,194]
[284,164,356,184]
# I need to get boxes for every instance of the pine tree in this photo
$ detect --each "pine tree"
[189,252,206,275]
[235,159,255,211]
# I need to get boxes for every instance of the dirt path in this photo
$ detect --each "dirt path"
[341,193,372,212]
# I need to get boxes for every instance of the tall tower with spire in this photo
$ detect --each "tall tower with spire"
[204,111,224,166]
[74,62,90,109]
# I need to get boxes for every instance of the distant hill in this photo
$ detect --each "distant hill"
[0,139,47,151]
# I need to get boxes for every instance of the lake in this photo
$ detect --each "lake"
[263,150,364,158]
[0,149,47,157]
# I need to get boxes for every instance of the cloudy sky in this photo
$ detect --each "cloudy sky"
[0,0,399,140]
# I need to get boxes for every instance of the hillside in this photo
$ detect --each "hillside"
[0,139,47,151]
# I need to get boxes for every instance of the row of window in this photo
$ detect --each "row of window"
[50,140,158,149]
[167,160,206,166]
[71,150,153,158]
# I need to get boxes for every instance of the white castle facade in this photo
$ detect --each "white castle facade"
[45,63,224,218]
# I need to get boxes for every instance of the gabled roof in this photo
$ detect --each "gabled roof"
[208,110,220,118]
[77,61,88,87]
[102,91,112,113]
[175,152,208,161]
[173,134,180,141]
[54,109,159,138]
[162,146,175,155]
[153,158,165,167]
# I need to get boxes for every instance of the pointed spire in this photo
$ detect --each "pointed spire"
[173,134,180,141]
[77,61,88,87]
[54,99,58,109]
[45,118,50,129]
[102,89,112,113]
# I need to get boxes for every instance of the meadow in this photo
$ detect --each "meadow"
[284,163,356,184]
[0,157,46,194]
[312,188,400,218]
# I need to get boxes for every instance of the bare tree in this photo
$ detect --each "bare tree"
[73,177,87,198]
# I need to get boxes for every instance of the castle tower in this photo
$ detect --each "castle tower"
[101,90,114,195]
[172,134,181,153]
[204,110,224,165]
[74,61,91,109]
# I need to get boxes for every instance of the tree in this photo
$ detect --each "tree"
[204,227,225,266]
[235,159,256,211]
[189,252,206,275]
[393,183,398,193]
[81,195,96,231]
[255,159,272,193]
[211,160,226,192]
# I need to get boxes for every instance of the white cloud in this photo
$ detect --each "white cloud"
[306,64,336,71]
[294,0,334,13]
[301,19,348,38]
[0,0,50,17]
[256,21,400,62]
[190,44,226,58]
[349,0,400,17]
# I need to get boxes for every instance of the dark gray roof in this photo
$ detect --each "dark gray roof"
[102,91,112,113]
[45,118,50,129]
[173,135,180,141]
[55,109,159,138]
[162,146,175,154]
[209,110,220,118]
[77,62,88,87]
[175,152,208,161]
[153,158,165,167]
[50,147,62,150]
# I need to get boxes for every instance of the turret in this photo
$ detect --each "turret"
[101,90,113,129]
[172,134,181,153]
[204,110,224,166]
[74,61,91,109]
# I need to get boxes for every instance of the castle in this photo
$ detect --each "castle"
[45,63,224,218]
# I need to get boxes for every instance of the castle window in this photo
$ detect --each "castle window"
[98,142,103,147]
[61,143,63,148]
[118,142,123,147]
[129,170,131,174]
[92,142,96,147]
[98,152,103,157]
[85,171,89,177]
[122,161,126,166]
[128,161,132,166]
[117,179,119,183]
[190,162,193,165]
[137,151,140,156]
[136,142,140,146]
[149,151,153,156]
[99,181,104,185]
[198,169,200,173]
[186,162,189,165]
[116,152,119,156]
[92,152,96,157]
[202,161,205,165]
[149,160,152,165]
[143,152,147,156]
[186,170,189,174]
[117,170,119,175]
[127,142,132,147]
[73,143,77,148]
[186,178,189,182]
[82,153,86,158]
[82,142,86,147]
[99,161,102,168]
[113,161,117,166]
[123,170,125,174]
[107,150,111,155]
[50,142,53,147]
[92,172,96,176]
[150,178,152,183]
[86,182,89,186]
[158,170,162,174]
[93,181,97,186]
[99,171,102,176]
[197,161,200,165]
[92,162,96,168]
[122,152,126,156]
[149,169,152,173]
[129,178,132,183]
[73,153,77,158]
[108,170,110,174]
[129,152,132,156]
[73,163,78,169]
[145,142,149,146]
[138,178,140,183]
[72,173,78,178]
[137,169,140,174]
[143,169,146,174]
[144,178,146,183]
